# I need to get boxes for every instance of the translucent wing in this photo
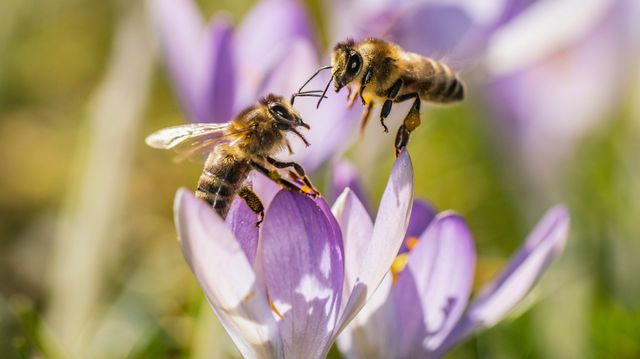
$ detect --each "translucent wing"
[145,123,231,149]
[145,123,248,162]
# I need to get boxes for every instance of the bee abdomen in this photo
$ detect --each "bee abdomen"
[421,60,464,103]
[195,169,242,219]
[440,76,464,102]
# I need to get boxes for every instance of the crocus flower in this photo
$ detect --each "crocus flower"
[175,151,414,358]
[337,204,569,358]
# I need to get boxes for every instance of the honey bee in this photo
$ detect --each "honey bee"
[146,94,319,225]
[292,38,464,156]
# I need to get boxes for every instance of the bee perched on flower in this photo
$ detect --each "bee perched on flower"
[146,94,320,225]
[175,152,415,358]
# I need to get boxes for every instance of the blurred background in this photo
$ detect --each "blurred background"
[0,0,639,358]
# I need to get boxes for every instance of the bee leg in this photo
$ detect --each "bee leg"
[251,160,319,198]
[347,86,358,108]
[380,79,404,134]
[380,101,391,133]
[358,66,374,107]
[394,93,421,156]
[266,157,319,196]
[358,85,368,106]
[238,186,265,227]
[359,101,374,137]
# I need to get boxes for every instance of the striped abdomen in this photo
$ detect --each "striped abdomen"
[416,58,464,104]
[195,151,251,219]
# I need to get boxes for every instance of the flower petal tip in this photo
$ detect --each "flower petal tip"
[174,188,195,223]
[526,204,571,250]
[436,209,462,220]
[392,149,414,192]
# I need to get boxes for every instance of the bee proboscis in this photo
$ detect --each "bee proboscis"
[146,94,319,225]
[292,38,465,156]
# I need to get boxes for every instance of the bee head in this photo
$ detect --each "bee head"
[262,94,311,146]
[332,39,362,92]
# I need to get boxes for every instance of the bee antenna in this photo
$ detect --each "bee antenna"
[316,73,334,109]
[290,127,310,147]
[291,65,333,104]
[291,93,328,99]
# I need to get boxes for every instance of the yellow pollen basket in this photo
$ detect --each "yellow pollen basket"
[361,92,373,105]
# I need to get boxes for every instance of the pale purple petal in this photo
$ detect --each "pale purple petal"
[330,161,370,211]
[493,0,537,27]
[149,0,205,121]
[326,0,399,41]
[357,150,414,297]
[256,39,318,98]
[400,199,436,253]
[174,189,282,358]
[258,191,344,358]
[337,275,397,359]
[195,17,236,123]
[333,150,414,335]
[408,213,475,353]
[248,172,281,211]
[331,188,373,306]
[225,198,259,265]
[390,268,427,358]
[234,0,313,109]
[437,206,569,354]
[385,2,482,61]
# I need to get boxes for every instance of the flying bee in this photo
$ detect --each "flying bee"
[292,38,464,156]
[146,94,320,225]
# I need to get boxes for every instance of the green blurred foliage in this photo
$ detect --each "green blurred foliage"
[0,0,639,358]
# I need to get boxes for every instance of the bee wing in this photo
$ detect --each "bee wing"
[145,123,231,149]
[145,123,248,162]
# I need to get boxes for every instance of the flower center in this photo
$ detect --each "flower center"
[390,236,420,284]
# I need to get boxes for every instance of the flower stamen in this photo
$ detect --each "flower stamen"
[405,236,419,250]
[391,253,409,285]
[269,297,284,320]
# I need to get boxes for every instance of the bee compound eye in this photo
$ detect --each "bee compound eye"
[270,104,289,119]
[347,53,361,75]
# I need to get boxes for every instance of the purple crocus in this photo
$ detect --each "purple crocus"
[336,203,569,358]
[175,151,414,358]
